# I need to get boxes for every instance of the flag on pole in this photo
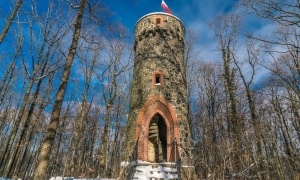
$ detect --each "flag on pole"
[161,0,172,14]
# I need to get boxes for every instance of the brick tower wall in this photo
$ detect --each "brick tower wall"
[125,12,192,164]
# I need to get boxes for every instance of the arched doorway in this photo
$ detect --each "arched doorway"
[147,114,167,162]
[135,96,180,162]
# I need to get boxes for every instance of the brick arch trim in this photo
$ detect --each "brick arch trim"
[136,95,180,161]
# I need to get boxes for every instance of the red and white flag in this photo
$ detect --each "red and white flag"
[161,0,172,14]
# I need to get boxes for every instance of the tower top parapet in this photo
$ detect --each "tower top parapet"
[135,12,184,27]
[134,12,185,35]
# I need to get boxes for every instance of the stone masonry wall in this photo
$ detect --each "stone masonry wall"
[125,12,192,165]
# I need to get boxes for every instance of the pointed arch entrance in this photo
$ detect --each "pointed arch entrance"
[136,96,180,162]
[148,114,167,162]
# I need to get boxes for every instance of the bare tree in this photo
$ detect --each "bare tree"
[62,42,100,178]
[0,0,23,44]
[96,25,132,178]
[184,29,202,137]
[0,1,67,174]
[210,13,245,173]
[2,2,70,176]
[241,0,300,28]
[231,39,267,178]
[191,61,225,179]
[33,0,88,179]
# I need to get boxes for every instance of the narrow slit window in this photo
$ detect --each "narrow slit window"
[154,17,163,27]
[156,18,161,26]
[155,75,161,85]
[153,72,163,86]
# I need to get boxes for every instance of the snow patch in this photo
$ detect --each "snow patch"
[49,177,74,180]
[1,176,116,180]
[49,177,116,180]
[121,161,130,167]
[132,164,178,179]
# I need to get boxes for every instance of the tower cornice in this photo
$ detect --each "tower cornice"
[134,12,185,34]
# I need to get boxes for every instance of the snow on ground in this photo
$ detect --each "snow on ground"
[49,177,116,180]
[131,161,178,180]
[1,177,116,180]
[133,165,178,179]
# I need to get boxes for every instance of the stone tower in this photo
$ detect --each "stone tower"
[125,12,194,179]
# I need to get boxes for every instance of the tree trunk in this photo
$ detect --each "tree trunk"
[74,55,96,176]
[0,76,35,172]
[33,0,87,179]
[99,105,111,177]
[0,43,20,105]
[4,59,48,178]
[232,52,265,178]
[0,0,23,44]
[222,48,242,172]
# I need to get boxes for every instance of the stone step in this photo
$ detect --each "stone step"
[131,162,178,180]
[149,129,158,134]
[149,125,158,130]
[149,134,158,139]
[136,162,177,168]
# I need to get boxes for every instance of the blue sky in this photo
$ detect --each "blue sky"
[0,0,271,62]
[103,0,273,85]
[105,0,240,32]
[0,0,274,91]
[104,0,270,60]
